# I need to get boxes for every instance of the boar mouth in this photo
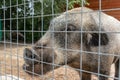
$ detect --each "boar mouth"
[23,63,38,74]
[23,63,32,73]
[23,62,43,75]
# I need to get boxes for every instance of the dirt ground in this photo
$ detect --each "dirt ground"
[0,43,115,80]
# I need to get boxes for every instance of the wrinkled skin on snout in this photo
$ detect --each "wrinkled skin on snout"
[23,7,120,80]
[23,24,81,74]
[23,32,57,74]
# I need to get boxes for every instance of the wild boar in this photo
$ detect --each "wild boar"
[23,7,120,80]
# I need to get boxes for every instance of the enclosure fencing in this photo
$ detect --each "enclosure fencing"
[0,0,120,80]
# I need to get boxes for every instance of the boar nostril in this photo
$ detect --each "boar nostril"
[24,48,39,60]
[33,55,37,59]
[24,48,32,57]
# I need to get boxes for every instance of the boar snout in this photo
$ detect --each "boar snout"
[23,48,40,65]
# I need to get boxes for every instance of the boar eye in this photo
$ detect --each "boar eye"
[67,27,72,31]
[34,44,47,49]
[67,24,76,31]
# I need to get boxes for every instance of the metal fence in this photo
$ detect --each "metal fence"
[0,0,120,80]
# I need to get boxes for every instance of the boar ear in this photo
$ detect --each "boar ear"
[85,13,109,46]
[86,33,109,46]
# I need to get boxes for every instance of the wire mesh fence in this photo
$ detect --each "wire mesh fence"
[0,0,120,80]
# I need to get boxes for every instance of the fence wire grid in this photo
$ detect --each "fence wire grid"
[0,0,120,80]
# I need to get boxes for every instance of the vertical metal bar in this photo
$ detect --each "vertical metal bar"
[80,0,84,80]
[51,0,55,79]
[41,0,44,79]
[23,0,26,45]
[16,0,19,79]
[23,0,27,79]
[0,15,1,78]
[98,0,102,79]
[3,0,7,79]
[31,0,34,79]
[119,58,120,80]
[65,0,69,80]
[10,0,13,79]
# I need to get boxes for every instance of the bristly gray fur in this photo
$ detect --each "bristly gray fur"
[23,7,120,80]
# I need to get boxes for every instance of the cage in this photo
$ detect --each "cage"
[0,0,120,80]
